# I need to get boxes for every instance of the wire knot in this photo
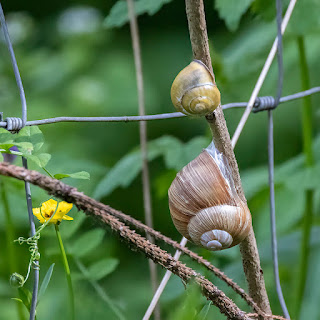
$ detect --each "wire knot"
[5,117,23,131]
[253,96,276,113]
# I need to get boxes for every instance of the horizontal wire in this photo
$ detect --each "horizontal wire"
[0,87,319,129]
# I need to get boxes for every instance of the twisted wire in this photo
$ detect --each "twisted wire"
[0,87,319,129]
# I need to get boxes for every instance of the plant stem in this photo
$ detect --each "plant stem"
[0,179,26,320]
[184,0,271,314]
[74,258,126,320]
[295,36,314,317]
[55,225,75,320]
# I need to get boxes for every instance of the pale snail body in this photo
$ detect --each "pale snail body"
[168,143,252,251]
[170,60,221,116]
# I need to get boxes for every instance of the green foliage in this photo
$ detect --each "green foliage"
[75,258,119,281]
[38,264,55,303]
[94,135,208,199]
[54,171,90,180]
[288,0,320,35]
[69,229,105,258]
[104,0,173,28]
[214,0,254,31]
[169,282,204,320]
[0,126,51,167]
[1,1,320,319]
[16,287,32,312]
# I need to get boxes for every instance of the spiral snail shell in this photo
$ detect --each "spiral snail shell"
[170,60,221,116]
[168,142,251,251]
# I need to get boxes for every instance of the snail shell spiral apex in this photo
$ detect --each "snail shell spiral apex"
[170,60,221,116]
[168,143,252,251]
[200,230,233,250]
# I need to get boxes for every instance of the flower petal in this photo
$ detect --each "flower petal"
[41,199,57,216]
[62,215,73,221]
[33,208,46,223]
[57,202,73,215]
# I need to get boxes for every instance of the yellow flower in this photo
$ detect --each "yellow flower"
[33,199,73,224]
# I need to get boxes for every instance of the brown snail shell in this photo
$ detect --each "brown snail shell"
[170,60,221,116]
[168,143,252,251]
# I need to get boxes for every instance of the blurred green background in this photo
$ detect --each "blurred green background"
[0,0,320,319]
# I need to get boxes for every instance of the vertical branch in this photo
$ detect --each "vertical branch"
[126,1,159,318]
[295,36,314,317]
[0,5,39,320]
[184,0,271,314]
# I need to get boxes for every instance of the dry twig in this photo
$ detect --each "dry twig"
[184,0,271,314]
[0,162,249,320]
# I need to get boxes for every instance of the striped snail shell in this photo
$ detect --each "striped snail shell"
[168,142,252,251]
[170,60,221,116]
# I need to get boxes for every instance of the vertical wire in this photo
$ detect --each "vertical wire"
[0,4,39,320]
[126,1,159,319]
[268,0,290,318]
[231,0,297,147]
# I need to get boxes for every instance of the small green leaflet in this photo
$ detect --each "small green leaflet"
[75,258,119,281]
[0,126,51,168]
[38,263,55,304]
[215,0,254,31]
[104,0,173,28]
[69,229,105,258]
[54,171,90,180]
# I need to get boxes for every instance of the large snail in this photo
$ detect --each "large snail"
[168,142,252,251]
[170,60,221,116]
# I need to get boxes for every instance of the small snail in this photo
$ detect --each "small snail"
[168,142,251,251]
[170,60,221,116]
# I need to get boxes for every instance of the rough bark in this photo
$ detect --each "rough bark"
[185,0,271,315]
[0,162,249,320]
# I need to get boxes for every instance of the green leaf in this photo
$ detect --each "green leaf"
[77,258,119,281]
[0,144,15,152]
[198,301,212,320]
[241,166,268,199]
[299,246,320,319]
[94,136,208,199]
[54,171,90,180]
[15,126,44,152]
[288,0,320,35]
[0,128,14,144]
[222,21,275,78]
[25,153,51,167]
[215,0,254,31]
[59,214,86,240]
[18,287,32,312]
[38,263,55,303]
[169,282,203,320]
[284,164,320,191]
[104,0,173,28]
[69,229,105,258]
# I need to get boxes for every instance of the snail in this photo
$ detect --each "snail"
[170,60,221,116]
[168,142,252,251]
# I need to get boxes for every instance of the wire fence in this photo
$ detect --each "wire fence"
[0,1,318,319]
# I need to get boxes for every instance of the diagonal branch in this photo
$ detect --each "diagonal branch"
[0,162,262,314]
[0,162,248,320]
